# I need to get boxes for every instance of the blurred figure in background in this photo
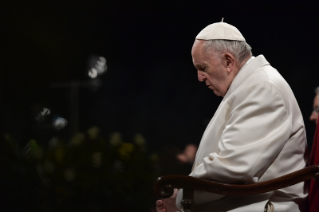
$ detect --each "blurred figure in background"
[159,144,197,177]
[310,87,319,124]
[176,144,197,164]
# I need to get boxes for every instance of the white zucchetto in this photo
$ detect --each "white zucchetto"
[196,21,245,42]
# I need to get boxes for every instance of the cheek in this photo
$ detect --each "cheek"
[208,70,226,85]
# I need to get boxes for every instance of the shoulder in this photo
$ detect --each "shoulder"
[234,64,291,105]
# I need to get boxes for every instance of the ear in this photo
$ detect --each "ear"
[223,53,235,73]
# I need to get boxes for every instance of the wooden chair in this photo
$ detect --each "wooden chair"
[154,165,319,211]
[154,121,319,212]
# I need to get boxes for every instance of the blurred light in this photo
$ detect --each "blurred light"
[69,133,85,147]
[87,126,100,140]
[96,57,107,74]
[88,68,98,78]
[41,108,51,116]
[134,133,146,146]
[87,56,107,79]
[35,107,51,122]
[109,132,122,146]
[52,116,68,130]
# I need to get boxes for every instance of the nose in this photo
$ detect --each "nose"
[310,111,318,123]
[198,72,206,82]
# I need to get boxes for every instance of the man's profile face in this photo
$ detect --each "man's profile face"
[191,40,232,97]
[310,93,319,124]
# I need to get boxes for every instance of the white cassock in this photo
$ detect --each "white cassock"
[176,55,308,212]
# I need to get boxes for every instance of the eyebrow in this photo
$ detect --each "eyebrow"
[195,64,206,70]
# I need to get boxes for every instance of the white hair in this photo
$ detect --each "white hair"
[204,40,252,63]
[315,86,319,94]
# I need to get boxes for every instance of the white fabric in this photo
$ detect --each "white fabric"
[196,22,246,41]
[176,55,308,212]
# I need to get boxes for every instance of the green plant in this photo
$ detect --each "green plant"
[2,127,161,212]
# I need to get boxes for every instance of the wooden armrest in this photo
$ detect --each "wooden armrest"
[154,165,319,199]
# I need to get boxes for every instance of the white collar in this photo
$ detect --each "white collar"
[244,56,255,66]
[223,55,269,100]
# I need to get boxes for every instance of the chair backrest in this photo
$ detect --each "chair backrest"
[308,118,319,212]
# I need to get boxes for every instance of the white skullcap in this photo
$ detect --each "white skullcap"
[196,21,245,42]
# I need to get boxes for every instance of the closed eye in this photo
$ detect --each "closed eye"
[196,66,206,72]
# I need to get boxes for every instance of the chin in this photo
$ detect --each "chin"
[213,90,223,97]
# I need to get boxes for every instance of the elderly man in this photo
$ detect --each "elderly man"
[310,87,319,124]
[156,21,308,212]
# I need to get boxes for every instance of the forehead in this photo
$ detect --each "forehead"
[192,40,219,67]
[191,40,207,64]
[314,94,319,104]
[192,40,206,54]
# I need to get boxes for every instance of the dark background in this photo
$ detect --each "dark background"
[1,0,319,150]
